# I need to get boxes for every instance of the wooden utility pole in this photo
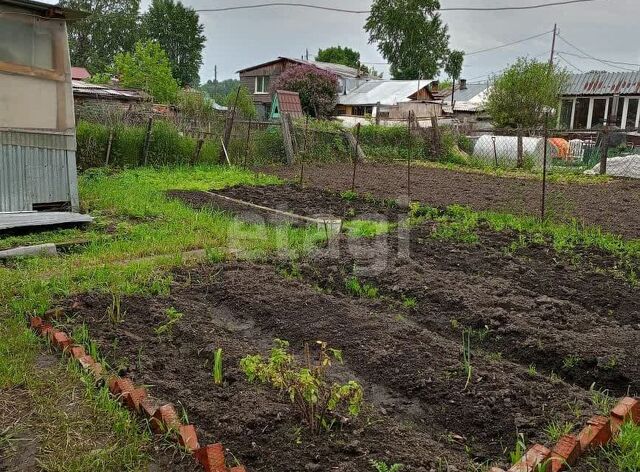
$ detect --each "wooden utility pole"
[549,23,557,67]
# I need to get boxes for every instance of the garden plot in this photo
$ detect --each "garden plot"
[56,213,640,471]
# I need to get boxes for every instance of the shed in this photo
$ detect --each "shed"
[270,90,304,120]
[0,0,92,230]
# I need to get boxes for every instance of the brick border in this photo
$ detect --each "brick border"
[491,396,640,472]
[29,315,246,472]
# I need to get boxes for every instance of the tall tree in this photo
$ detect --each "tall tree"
[316,46,361,69]
[485,58,569,128]
[114,40,179,103]
[61,0,140,73]
[444,50,464,105]
[141,0,206,87]
[200,78,240,103]
[365,0,449,80]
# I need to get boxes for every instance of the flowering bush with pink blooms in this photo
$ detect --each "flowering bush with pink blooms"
[272,64,339,118]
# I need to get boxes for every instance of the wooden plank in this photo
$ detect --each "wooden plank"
[0,61,65,82]
[0,212,93,231]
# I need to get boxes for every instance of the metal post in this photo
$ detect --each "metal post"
[351,123,361,192]
[541,113,549,220]
[105,129,114,166]
[407,111,412,203]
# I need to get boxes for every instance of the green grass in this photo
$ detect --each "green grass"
[343,220,394,238]
[0,165,329,470]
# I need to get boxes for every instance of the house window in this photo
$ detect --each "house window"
[590,98,607,128]
[0,17,54,70]
[559,99,573,129]
[626,98,639,129]
[255,76,270,94]
[574,98,589,129]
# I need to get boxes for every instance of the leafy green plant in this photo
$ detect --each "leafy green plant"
[212,348,223,385]
[544,420,575,442]
[345,276,379,299]
[240,339,363,434]
[401,296,417,309]
[340,190,358,201]
[527,364,537,376]
[562,355,581,369]
[154,307,183,336]
[370,459,404,472]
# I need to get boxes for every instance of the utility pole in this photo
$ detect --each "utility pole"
[549,23,557,67]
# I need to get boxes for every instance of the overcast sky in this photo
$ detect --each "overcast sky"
[63,0,640,83]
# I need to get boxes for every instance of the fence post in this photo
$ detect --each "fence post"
[243,117,253,168]
[141,116,153,166]
[407,111,413,203]
[375,101,381,125]
[105,128,114,166]
[430,115,440,160]
[193,135,204,164]
[219,87,241,163]
[281,112,296,165]
[299,114,309,187]
[516,129,524,168]
[351,123,361,192]
[599,126,609,175]
[541,112,549,220]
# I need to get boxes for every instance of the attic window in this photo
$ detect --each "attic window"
[255,76,270,94]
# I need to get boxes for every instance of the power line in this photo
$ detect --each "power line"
[557,50,640,69]
[556,34,639,71]
[466,30,552,56]
[556,53,584,72]
[195,0,598,14]
[466,50,551,81]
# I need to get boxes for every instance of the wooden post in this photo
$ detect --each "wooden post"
[281,112,296,165]
[541,112,549,220]
[407,111,413,203]
[299,114,309,187]
[141,116,153,166]
[492,136,498,168]
[243,117,253,168]
[375,101,381,125]
[351,123,361,192]
[599,127,609,175]
[219,87,241,163]
[516,129,524,168]
[430,115,440,160]
[286,113,298,155]
[193,136,204,164]
[105,128,114,166]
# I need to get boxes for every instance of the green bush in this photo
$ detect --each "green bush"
[76,119,221,169]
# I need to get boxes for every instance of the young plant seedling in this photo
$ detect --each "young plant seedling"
[212,348,223,385]
[154,307,183,337]
[370,459,404,472]
[240,339,363,434]
[509,433,527,464]
[462,328,472,390]
[106,291,126,324]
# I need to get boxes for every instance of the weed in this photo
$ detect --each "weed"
[106,291,126,323]
[213,348,223,385]
[370,459,404,472]
[566,400,583,419]
[589,384,616,414]
[340,190,358,201]
[154,307,184,336]
[345,276,379,299]
[343,220,393,238]
[544,420,575,442]
[462,328,472,390]
[401,296,417,309]
[527,364,537,376]
[240,339,363,434]
[509,433,527,463]
[450,319,460,330]
[562,355,581,369]
[487,351,503,362]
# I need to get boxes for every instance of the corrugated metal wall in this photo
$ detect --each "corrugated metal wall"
[0,130,77,212]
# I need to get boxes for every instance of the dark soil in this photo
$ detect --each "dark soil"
[168,183,406,223]
[259,162,640,239]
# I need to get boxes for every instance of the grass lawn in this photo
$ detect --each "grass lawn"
[1,165,638,471]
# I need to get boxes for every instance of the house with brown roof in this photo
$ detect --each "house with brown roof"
[237,56,376,118]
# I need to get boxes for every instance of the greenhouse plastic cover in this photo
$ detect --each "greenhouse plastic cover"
[585,155,640,179]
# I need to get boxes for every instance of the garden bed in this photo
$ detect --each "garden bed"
[57,218,639,470]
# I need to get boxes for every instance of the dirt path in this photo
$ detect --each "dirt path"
[260,163,640,239]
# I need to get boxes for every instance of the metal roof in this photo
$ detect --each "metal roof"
[0,0,89,20]
[439,83,490,103]
[72,80,145,101]
[562,71,640,96]
[339,80,432,106]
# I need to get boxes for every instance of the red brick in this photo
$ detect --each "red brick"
[78,354,96,369]
[577,416,612,451]
[151,404,181,434]
[68,345,86,359]
[40,323,53,336]
[140,398,157,418]
[52,331,71,349]
[30,316,43,331]
[194,443,227,472]
[110,378,135,397]
[88,362,103,379]
[123,388,147,413]
[178,425,200,452]
[611,397,640,432]
[549,435,581,472]
[229,467,247,472]
[508,444,551,472]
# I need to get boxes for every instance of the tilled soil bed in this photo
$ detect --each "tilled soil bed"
[260,162,640,239]
[58,221,639,470]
